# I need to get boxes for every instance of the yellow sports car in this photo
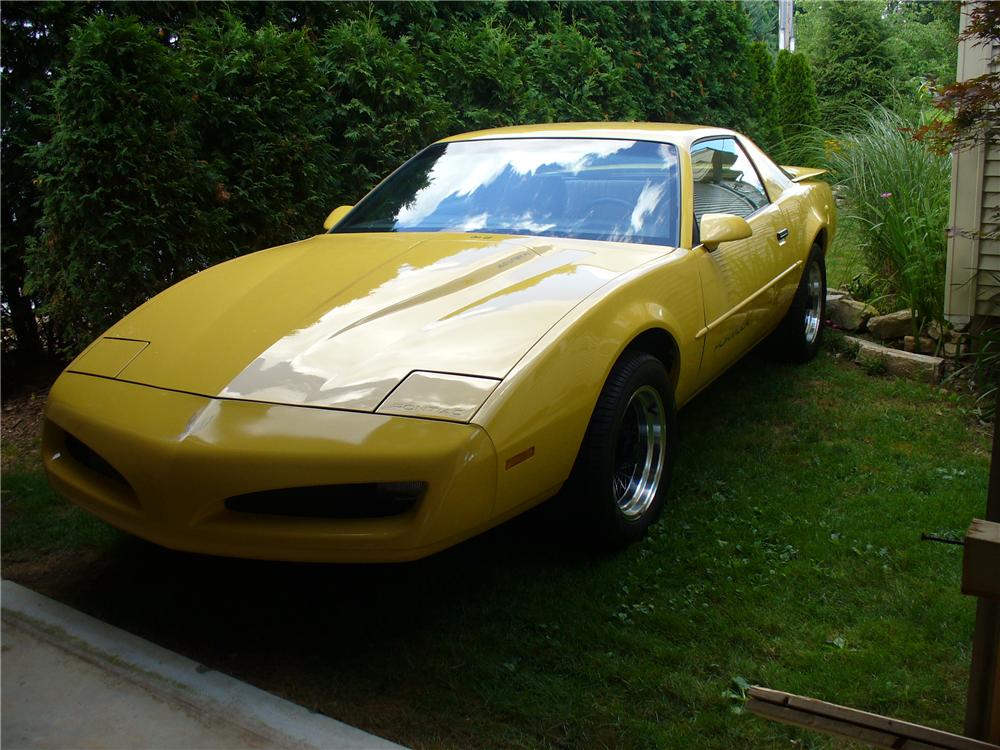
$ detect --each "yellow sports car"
[42,123,835,562]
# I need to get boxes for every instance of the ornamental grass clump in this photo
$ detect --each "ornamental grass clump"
[824,106,950,333]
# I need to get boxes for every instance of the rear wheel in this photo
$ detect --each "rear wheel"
[567,351,678,547]
[767,243,826,362]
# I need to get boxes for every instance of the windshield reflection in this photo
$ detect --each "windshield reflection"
[334,138,681,247]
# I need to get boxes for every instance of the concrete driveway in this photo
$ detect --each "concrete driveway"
[1,580,406,750]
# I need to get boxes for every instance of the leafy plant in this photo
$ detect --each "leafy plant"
[954,274,1000,406]
[823,105,950,332]
[858,352,889,377]
[913,2,1000,154]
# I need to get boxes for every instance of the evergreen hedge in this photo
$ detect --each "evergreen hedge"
[797,1,895,127]
[21,3,757,356]
[26,17,228,351]
[746,41,781,153]
[774,50,820,161]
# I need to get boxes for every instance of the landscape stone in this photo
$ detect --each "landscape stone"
[828,297,878,332]
[847,336,943,383]
[903,335,936,354]
[867,310,914,341]
[944,340,968,358]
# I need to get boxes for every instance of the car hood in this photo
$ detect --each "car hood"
[78,232,669,411]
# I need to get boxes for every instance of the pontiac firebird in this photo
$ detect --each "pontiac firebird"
[42,123,836,562]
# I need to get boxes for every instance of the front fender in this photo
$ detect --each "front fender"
[474,249,705,519]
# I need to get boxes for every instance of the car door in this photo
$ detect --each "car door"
[691,136,790,383]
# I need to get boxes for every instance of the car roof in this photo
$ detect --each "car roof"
[438,122,737,149]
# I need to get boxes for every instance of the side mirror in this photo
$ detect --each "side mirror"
[700,213,752,251]
[323,205,354,231]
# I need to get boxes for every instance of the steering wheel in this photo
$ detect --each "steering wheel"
[581,197,633,223]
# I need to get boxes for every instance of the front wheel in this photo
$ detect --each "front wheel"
[767,243,826,363]
[566,351,678,548]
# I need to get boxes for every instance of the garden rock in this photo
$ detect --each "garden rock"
[848,336,943,383]
[944,339,968,358]
[903,335,935,354]
[867,310,913,341]
[926,321,945,341]
[828,298,878,332]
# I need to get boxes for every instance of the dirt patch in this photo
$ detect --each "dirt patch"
[2,383,50,472]
[2,548,107,593]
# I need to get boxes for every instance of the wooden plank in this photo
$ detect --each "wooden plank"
[985,175,1000,195]
[963,520,1000,600]
[964,403,1000,743]
[965,587,1000,742]
[992,639,1000,743]
[748,699,901,747]
[747,686,999,749]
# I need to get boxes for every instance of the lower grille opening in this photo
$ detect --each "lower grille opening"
[64,432,132,490]
[225,482,425,519]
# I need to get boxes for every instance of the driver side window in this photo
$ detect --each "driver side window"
[691,138,769,222]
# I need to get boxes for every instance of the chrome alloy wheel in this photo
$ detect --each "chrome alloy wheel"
[612,385,667,520]
[803,260,823,345]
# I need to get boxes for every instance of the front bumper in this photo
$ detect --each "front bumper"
[42,373,498,562]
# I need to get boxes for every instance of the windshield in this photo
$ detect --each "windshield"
[332,138,681,247]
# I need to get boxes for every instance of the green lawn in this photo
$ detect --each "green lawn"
[1,344,988,749]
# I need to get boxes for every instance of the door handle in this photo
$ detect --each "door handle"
[776,228,789,242]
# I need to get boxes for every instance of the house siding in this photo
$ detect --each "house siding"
[975,125,1000,317]
[945,4,1000,324]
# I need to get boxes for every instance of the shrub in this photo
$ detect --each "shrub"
[797,1,896,128]
[418,15,527,134]
[520,23,638,123]
[320,16,452,203]
[775,50,820,161]
[26,17,226,355]
[824,106,950,331]
[183,17,338,252]
[746,41,781,152]
[562,1,752,128]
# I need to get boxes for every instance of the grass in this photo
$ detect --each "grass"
[825,217,867,295]
[1,474,122,559]
[1,345,989,749]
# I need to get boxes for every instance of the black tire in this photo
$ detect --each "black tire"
[566,351,678,548]
[767,243,826,363]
